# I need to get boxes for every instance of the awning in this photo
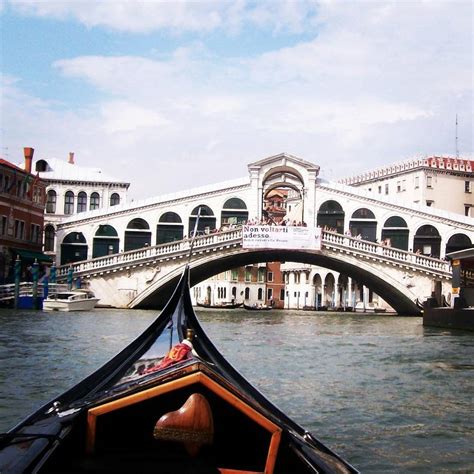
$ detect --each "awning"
[12,248,53,263]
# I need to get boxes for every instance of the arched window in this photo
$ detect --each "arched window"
[157,212,183,244]
[44,225,55,252]
[90,192,100,210]
[258,288,263,300]
[221,198,248,226]
[382,216,408,250]
[124,218,151,251]
[189,205,216,236]
[317,200,345,234]
[64,191,74,215]
[60,232,87,265]
[46,190,57,214]
[110,193,120,206]
[414,225,441,257]
[245,287,250,299]
[446,234,472,254]
[77,191,87,213]
[93,225,120,258]
[349,208,377,242]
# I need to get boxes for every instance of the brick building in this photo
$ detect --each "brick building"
[0,148,49,283]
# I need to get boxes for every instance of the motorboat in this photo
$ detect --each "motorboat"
[0,266,358,473]
[43,290,99,312]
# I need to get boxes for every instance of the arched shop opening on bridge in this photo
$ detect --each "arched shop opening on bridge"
[382,216,409,250]
[317,200,345,234]
[445,233,472,254]
[61,232,87,265]
[93,225,119,258]
[349,208,377,241]
[189,205,216,236]
[414,225,441,257]
[125,218,151,251]
[157,212,184,244]
[221,198,248,226]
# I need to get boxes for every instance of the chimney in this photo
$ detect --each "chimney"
[24,147,34,174]
[68,152,75,164]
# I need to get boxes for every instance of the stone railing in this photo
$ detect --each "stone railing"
[57,228,243,278]
[56,227,452,280]
[322,231,451,276]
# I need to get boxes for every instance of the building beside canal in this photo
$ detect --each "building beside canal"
[17,150,130,262]
[0,148,49,283]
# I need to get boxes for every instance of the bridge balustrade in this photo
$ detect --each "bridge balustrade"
[56,227,451,280]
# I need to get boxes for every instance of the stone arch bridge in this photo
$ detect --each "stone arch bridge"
[57,228,452,315]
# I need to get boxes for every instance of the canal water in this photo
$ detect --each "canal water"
[0,308,472,473]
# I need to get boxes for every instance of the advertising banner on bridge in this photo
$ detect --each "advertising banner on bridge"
[242,225,321,250]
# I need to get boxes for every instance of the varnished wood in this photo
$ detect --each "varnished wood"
[153,393,214,456]
[86,369,282,471]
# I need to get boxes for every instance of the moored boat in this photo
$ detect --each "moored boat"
[43,289,99,311]
[0,266,358,473]
[243,303,273,311]
[197,301,243,309]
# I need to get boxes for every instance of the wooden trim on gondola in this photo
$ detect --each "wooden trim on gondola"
[86,370,282,473]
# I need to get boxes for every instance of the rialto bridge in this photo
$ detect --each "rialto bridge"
[52,153,474,313]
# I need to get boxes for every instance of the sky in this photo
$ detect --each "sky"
[1,0,472,200]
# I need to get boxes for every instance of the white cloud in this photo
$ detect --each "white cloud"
[2,1,472,198]
[9,0,318,33]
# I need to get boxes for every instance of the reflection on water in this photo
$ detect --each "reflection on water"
[0,308,472,473]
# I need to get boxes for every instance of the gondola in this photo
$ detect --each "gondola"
[197,301,243,309]
[243,303,273,311]
[0,266,358,473]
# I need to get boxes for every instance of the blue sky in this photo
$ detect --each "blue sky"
[1,0,472,199]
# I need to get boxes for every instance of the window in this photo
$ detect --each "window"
[46,190,57,214]
[402,180,406,191]
[14,220,25,240]
[426,200,434,207]
[414,176,419,189]
[465,206,471,217]
[267,288,273,301]
[30,224,40,244]
[110,193,120,206]
[258,288,263,300]
[378,186,382,194]
[267,271,274,282]
[397,181,401,192]
[44,225,55,251]
[90,192,100,210]
[245,268,251,282]
[64,191,74,215]
[77,192,87,213]
[245,287,250,299]
[426,176,433,188]
[280,289,285,301]
[258,268,265,282]
[295,273,300,284]
[465,181,471,193]
[385,184,389,195]
[1,216,7,235]
[231,269,238,281]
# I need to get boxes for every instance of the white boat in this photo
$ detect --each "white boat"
[43,290,99,311]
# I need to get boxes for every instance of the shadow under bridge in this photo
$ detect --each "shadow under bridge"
[130,249,421,315]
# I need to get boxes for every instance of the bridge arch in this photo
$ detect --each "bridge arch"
[130,248,421,315]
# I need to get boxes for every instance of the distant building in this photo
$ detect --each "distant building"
[340,156,474,217]
[18,150,130,262]
[0,148,49,282]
